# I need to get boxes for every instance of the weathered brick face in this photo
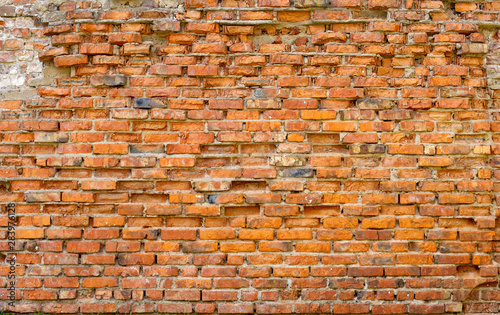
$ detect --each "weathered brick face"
[1,0,500,313]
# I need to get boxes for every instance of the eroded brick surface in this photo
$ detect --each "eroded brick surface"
[1,0,500,313]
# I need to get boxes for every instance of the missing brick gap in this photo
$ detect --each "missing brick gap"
[0,181,11,191]
[441,0,458,18]
[457,265,480,277]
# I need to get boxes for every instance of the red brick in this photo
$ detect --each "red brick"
[54,55,88,67]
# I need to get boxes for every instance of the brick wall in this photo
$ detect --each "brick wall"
[1,0,500,313]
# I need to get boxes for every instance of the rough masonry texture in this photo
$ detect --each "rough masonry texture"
[1,0,500,313]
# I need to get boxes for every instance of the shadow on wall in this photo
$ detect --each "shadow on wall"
[462,278,499,313]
